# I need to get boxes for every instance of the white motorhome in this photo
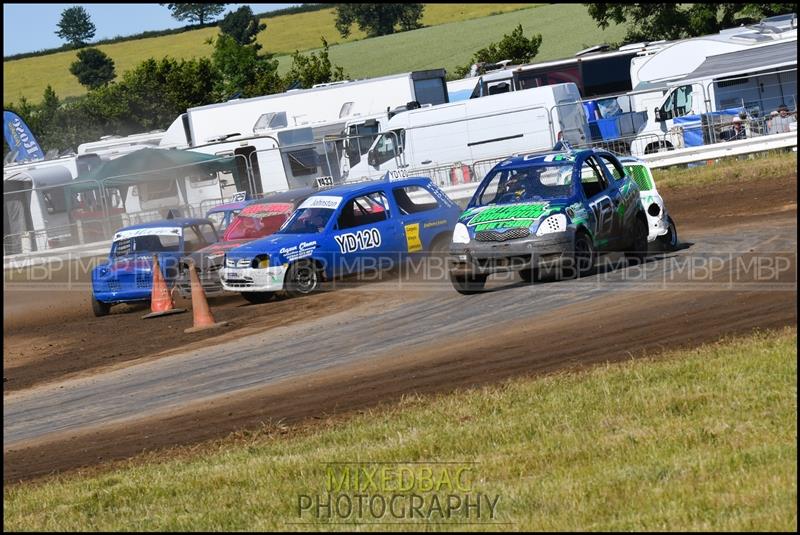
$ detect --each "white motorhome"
[346,83,589,182]
[77,130,166,157]
[159,70,449,150]
[628,35,797,155]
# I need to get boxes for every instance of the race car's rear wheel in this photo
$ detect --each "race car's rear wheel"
[574,232,597,277]
[284,260,320,298]
[657,215,678,251]
[92,297,111,317]
[450,272,487,294]
[625,216,649,265]
[242,291,274,304]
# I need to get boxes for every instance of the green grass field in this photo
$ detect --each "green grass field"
[3,4,629,105]
[4,328,796,531]
[2,4,535,104]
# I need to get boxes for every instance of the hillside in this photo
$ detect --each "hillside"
[3,4,540,104]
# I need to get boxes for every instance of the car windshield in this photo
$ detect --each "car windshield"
[112,234,181,257]
[276,207,335,234]
[223,203,294,241]
[473,164,574,207]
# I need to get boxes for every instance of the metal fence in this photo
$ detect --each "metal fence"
[4,79,798,258]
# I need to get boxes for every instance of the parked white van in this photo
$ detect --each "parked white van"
[346,83,589,181]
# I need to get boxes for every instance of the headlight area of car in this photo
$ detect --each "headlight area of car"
[452,222,471,244]
[251,255,270,269]
[535,214,568,237]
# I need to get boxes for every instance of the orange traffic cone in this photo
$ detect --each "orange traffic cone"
[142,254,187,319]
[184,259,229,333]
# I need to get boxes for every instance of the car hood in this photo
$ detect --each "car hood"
[226,233,320,263]
[458,201,569,234]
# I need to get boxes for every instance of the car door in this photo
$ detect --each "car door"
[594,152,640,243]
[578,155,620,250]
[390,183,451,255]
[331,190,403,278]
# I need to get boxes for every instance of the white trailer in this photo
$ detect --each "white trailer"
[159,70,449,150]
[629,37,797,155]
[346,83,589,181]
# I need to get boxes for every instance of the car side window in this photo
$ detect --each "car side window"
[596,154,626,182]
[392,185,439,215]
[183,227,205,252]
[198,224,218,243]
[580,157,610,199]
[337,192,390,230]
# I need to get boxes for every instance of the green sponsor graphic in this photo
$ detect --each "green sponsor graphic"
[466,203,551,227]
[474,221,530,231]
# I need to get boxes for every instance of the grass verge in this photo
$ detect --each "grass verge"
[4,328,797,531]
[654,150,798,190]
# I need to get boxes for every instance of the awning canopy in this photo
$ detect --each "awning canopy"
[73,147,240,191]
[675,40,797,85]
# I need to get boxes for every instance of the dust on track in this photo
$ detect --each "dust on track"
[3,172,797,483]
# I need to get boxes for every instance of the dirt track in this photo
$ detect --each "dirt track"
[3,173,797,483]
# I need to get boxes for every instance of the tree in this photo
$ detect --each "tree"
[209,34,282,100]
[284,38,348,90]
[219,6,266,47]
[334,4,424,38]
[584,3,797,44]
[55,6,96,47]
[69,48,116,89]
[454,24,542,78]
[161,3,227,25]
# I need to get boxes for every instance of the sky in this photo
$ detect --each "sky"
[3,3,299,56]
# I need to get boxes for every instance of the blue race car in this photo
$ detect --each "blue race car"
[91,218,219,316]
[448,148,658,294]
[220,176,461,302]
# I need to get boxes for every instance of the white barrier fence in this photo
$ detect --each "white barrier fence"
[4,129,797,267]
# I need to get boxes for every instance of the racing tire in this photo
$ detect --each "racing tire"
[449,272,488,295]
[656,215,678,251]
[519,268,535,283]
[573,232,597,278]
[625,216,649,265]
[92,297,111,317]
[283,260,321,298]
[242,291,274,304]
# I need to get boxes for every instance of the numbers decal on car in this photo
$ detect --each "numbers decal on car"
[334,228,382,254]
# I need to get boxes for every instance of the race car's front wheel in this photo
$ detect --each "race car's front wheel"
[625,217,649,265]
[450,272,487,294]
[284,260,320,298]
[92,297,111,317]
[574,232,596,277]
[657,215,678,251]
[242,291,274,304]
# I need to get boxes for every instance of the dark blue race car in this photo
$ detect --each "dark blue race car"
[448,148,657,293]
[91,218,219,316]
[220,176,461,302]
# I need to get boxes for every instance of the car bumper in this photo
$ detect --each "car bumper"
[449,231,575,276]
[93,288,153,304]
[177,266,229,299]
[220,265,288,292]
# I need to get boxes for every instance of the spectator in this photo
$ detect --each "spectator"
[769,104,795,133]
[721,116,747,141]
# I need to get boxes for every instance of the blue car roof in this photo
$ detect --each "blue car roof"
[308,177,432,198]
[206,201,249,214]
[117,218,212,232]
[498,148,596,167]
